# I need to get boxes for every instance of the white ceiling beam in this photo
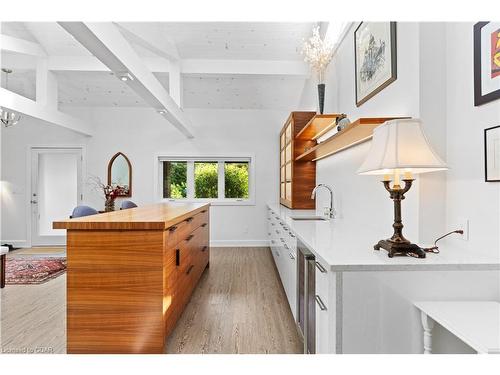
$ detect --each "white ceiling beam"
[115,23,180,61]
[0,87,93,136]
[169,61,182,107]
[181,59,310,76]
[0,34,46,56]
[36,58,58,110]
[46,56,309,76]
[58,22,194,139]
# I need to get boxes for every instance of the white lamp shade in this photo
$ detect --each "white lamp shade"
[358,119,448,175]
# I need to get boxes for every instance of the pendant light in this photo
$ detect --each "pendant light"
[0,68,22,128]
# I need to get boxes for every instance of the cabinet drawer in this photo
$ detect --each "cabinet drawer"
[192,208,209,230]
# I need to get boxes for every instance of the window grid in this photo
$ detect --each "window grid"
[158,156,253,205]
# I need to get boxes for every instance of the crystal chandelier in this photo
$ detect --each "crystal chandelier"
[1,68,22,128]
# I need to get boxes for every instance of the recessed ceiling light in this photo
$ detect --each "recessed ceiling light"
[116,72,134,82]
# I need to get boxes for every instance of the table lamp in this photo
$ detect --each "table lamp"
[358,119,448,258]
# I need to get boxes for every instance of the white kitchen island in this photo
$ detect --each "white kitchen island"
[267,203,500,354]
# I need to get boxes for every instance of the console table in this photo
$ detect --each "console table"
[415,301,500,354]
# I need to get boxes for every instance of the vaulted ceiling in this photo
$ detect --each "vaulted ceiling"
[1,22,314,110]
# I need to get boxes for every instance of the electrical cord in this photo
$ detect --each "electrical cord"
[419,230,464,254]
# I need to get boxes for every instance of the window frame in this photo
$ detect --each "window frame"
[154,154,255,206]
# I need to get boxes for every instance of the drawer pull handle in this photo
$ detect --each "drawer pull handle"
[290,233,296,238]
[315,261,327,273]
[169,226,178,232]
[186,234,194,242]
[275,251,280,257]
[185,217,194,223]
[202,246,208,252]
[275,230,279,234]
[289,252,295,260]
[315,295,327,311]
[271,223,275,226]
[186,265,194,275]
[175,249,180,266]
[201,210,207,213]
[201,223,207,228]
[284,244,289,249]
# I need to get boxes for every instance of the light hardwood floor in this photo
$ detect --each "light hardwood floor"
[0,247,302,354]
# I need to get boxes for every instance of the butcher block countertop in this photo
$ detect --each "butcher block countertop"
[53,202,210,230]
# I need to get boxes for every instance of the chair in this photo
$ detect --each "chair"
[71,205,98,218]
[1,246,8,288]
[120,200,138,210]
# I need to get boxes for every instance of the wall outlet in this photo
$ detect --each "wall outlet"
[457,218,469,241]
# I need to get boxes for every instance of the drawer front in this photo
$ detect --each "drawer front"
[192,208,209,230]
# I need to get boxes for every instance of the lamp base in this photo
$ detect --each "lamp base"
[374,239,426,258]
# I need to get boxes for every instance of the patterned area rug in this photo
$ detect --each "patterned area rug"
[5,257,67,285]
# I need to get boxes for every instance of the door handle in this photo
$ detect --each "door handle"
[202,246,208,252]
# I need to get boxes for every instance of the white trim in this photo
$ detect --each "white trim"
[210,240,270,248]
[0,240,30,248]
[154,153,256,206]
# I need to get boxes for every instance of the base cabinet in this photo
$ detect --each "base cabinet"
[62,205,210,354]
[267,207,297,319]
[267,205,338,354]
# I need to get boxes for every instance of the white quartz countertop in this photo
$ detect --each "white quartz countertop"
[267,203,500,272]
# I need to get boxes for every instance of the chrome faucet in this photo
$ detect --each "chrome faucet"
[311,184,335,219]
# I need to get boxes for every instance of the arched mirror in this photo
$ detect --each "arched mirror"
[107,152,132,197]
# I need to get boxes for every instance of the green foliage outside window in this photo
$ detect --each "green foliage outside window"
[163,161,187,199]
[194,162,218,198]
[224,162,249,199]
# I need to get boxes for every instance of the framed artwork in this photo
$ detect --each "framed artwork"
[474,22,500,106]
[484,125,500,182]
[354,22,397,107]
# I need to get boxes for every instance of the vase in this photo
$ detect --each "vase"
[105,198,115,212]
[317,83,325,114]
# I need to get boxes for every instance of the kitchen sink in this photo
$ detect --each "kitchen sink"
[290,215,328,221]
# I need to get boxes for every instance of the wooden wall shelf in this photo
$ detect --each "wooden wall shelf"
[295,117,409,162]
[295,114,344,140]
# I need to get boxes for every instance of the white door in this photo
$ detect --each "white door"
[30,148,83,246]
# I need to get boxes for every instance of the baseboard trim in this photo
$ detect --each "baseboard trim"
[0,240,30,248]
[210,240,270,247]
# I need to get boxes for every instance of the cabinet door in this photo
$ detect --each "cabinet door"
[285,244,297,320]
[315,261,330,354]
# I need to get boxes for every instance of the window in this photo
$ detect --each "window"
[157,156,254,205]
[162,161,187,199]
[194,161,218,198]
[224,162,249,199]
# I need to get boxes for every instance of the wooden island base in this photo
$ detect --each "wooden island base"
[54,203,210,354]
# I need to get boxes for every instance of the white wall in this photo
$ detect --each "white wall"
[1,108,286,247]
[304,22,422,245]
[301,22,500,257]
[1,116,87,247]
[444,23,500,256]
